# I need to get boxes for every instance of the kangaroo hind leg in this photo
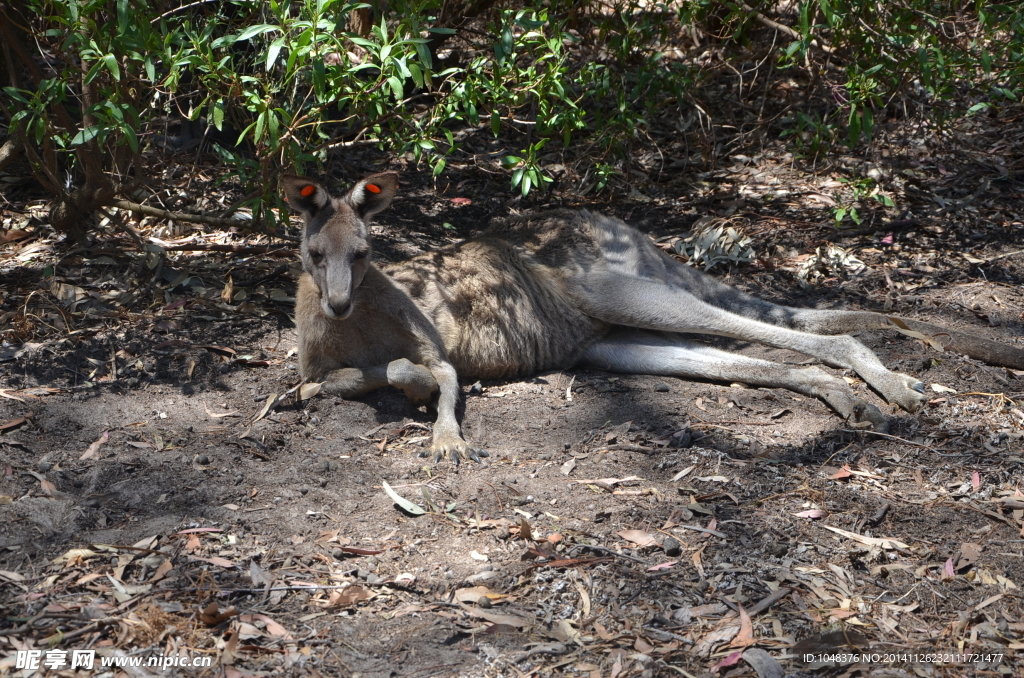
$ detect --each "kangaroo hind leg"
[572,270,926,414]
[320,359,439,406]
[581,332,890,431]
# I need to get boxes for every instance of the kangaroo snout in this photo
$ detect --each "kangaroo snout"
[323,295,353,319]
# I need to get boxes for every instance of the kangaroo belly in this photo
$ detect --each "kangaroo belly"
[383,241,604,379]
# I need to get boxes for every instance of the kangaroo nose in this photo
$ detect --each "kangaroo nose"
[329,300,352,318]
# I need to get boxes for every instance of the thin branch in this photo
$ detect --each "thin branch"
[97,207,146,250]
[151,0,221,23]
[161,243,297,256]
[111,199,261,230]
[738,2,835,55]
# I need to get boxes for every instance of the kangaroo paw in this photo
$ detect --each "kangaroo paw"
[419,435,489,465]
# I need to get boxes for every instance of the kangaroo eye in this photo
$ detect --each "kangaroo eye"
[353,250,368,261]
[308,250,324,264]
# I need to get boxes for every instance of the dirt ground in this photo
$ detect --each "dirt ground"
[2,110,1024,678]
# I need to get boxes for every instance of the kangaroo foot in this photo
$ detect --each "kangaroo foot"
[386,358,439,406]
[877,373,927,413]
[420,435,489,465]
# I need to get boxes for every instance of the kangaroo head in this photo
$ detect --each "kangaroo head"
[283,172,398,319]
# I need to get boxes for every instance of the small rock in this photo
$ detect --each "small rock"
[477,596,492,608]
[466,571,497,584]
[469,381,483,395]
[365,573,383,585]
[475,563,493,573]
[663,537,682,557]
[196,455,210,465]
[669,429,693,448]
[299,486,310,495]
[37,461,52,473]
[495,526,511,540]
[332,548,345,559]
[357,569,370,580]
[319,478,329,488]
[654,382,671,392]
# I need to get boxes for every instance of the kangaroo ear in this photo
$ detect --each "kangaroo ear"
[345,172,398,219]
[282,175,331,217]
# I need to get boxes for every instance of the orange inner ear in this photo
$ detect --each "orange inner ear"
[365,183,381,194]
[300,185,316,197]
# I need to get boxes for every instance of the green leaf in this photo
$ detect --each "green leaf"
[71,125,103,146]
[266,36,286,71]
[212,100,225,131]
[382,480,425,515]
[490,110,501,136]
[103,54,121,81]
[2,88,29,104]
[501,155,521,168]
[432,156,446,177]
[236,24,281,41]
[521,171,533,195]
[116,0,128,34]
[966,102,990,116]
[122,123,138,154]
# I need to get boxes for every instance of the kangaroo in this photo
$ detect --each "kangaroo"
[285,172,1024,463]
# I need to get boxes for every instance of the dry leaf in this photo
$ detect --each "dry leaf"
[819,524,908,549]
[200,603,237,625]
[205,402,240,419]
[150,560,173,582]
[80,430,109,460]
[461,604,530,628]
[253,394,277,423]
[326,585,375,608]
[250,614,293,639]
[454,586,493,604]
[617,530,658,547]
[730,604,755,647]
[887,316,945,351]
[190,555,236,568]
[298,382,322,400]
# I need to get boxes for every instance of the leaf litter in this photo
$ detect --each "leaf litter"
[3,89,1024,678]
